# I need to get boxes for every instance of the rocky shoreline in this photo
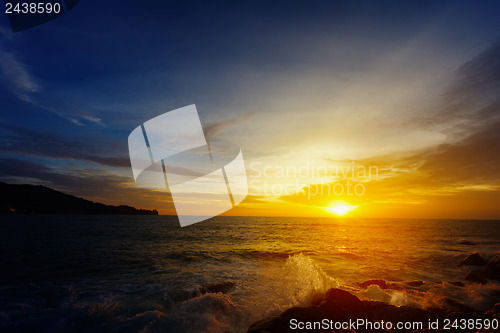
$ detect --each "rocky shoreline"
[248,288,499,333]
[248,253,500,333]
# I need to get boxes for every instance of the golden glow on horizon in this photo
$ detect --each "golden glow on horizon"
[326,201,357,216]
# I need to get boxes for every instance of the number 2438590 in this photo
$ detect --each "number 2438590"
[5,2,62,14]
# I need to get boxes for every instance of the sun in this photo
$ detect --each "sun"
[326,201,357,216]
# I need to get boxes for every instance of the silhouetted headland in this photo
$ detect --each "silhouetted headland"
[0,182,158,215]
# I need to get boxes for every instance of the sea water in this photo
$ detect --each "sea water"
[1,216,499,332]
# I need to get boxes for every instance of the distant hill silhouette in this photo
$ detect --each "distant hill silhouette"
[0,182,158,215]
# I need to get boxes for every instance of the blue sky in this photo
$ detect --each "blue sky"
[1,1,500,217]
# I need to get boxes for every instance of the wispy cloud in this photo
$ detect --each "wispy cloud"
[0,48,105,127]
[413,39,500,141]
[78,112,105,126]
[0,123,129,168]
[204,111,258,138]
[0,52,38,99]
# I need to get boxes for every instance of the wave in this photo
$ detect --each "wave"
[0,254,337,333]
[2,252,499,333]
[352,278,500,312]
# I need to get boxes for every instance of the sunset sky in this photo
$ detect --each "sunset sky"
[1,1,500,219]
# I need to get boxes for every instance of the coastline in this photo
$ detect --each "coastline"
[248,287,500,333]
[1,216,499,332]
[248,253,500,333]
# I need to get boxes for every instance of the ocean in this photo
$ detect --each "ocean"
[0,216,499,332]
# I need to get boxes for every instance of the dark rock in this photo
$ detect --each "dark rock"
[484,303,500,320]
[366,301,399,320]
[247,315,287,333]
[464,270,487,284]
[246,288,490,333]
[248,306,329,333]
[248,289,370,332]
[358,280,404,291]
[363,300,394,315]
[460,253,486,266]
[358,280,388,289]
[403,280,424,287]
[483,254,500,280]
[386,283,405,291]
[447,281,464,287]
[373,305,437,323]
[319,288,366,319]
[460,241,475,245]
[197,281,235,295]
[442,298,474,314]
[487,254,500,268]
[279,306,328,321]
[466,253,500,282]
[310,292,325,306]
